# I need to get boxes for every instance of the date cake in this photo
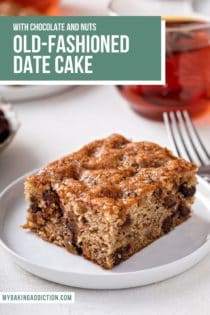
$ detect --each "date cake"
[23,134,197,269]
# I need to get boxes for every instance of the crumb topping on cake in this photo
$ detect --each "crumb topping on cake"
[26,134,197,214]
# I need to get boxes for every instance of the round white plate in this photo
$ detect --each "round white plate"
[0,86,73,102]
[0,174,210,290]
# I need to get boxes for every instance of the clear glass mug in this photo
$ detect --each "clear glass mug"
[109,0,210,120]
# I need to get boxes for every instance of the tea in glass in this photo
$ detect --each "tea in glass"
[118,18,210,120]
[109,0,210,120]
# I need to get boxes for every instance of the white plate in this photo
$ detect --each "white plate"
[0,86,73,102]
[0,174,210,289]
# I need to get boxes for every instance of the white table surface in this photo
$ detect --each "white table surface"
[1,85,210,315]
[1,1,210,315]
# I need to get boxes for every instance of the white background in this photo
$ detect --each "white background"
[1,1,210,315]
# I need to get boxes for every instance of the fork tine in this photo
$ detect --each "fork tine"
[164,110,209,166]
[163,112,180,157]
[178,111,206,165]
[183,110,210,162]
[174,111,194,163]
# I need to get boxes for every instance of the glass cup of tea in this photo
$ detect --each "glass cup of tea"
[109,0,210,120]
[0,0,59,15]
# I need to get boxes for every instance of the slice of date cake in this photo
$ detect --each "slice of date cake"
[23,134,197,269]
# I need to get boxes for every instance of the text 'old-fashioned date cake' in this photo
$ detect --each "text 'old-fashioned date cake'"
[23,134,197,269]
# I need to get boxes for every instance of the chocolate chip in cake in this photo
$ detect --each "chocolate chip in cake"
[66,219,78,244]
[163,196,177,208]
[124,191,137,198]
[179,184,196,197]
[162,216,173,233]
[75,245,83,255]
[113,244,131,265]
[43,190,59,207]
[31,204,42,213]
[81,217,88,224]
[30,196,37,203]
[66,219,74,233]
[121,214,131,227]
[66,219,82,255]
[154,188,163,198]
[87,147,100,157]
[118,155,124,162]
[178,204,191,218]
[71,168,81,180]
[130,162,139,170]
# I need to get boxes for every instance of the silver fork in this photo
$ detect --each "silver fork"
[163,110,210,183]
